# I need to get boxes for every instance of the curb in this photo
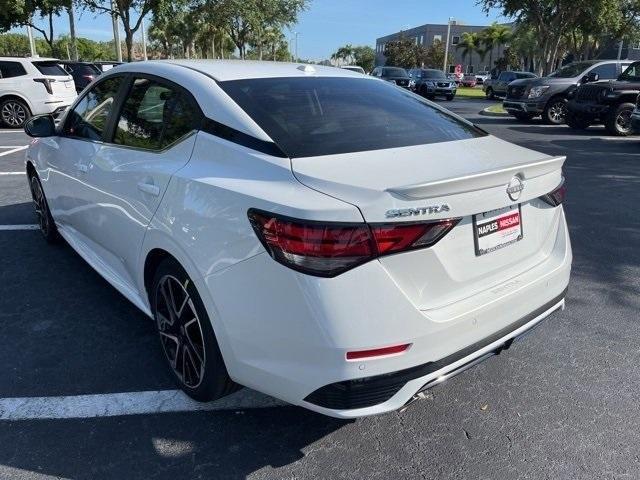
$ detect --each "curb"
[479,107,510,117]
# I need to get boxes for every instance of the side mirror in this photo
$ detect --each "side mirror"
[584,72,599,83]
[24,114,56,138]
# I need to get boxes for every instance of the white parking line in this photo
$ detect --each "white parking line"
[0,172,25,175]
[0,389,285,420]
[0,145,27,157]
[0,224,38,231]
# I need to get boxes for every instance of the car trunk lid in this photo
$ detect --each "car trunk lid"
[291,135,566,310]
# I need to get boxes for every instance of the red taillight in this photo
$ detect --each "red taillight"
[346,343,411,360]
[540,181,566,206]
[248,209,459,277]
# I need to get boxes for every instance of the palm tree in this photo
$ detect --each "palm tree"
[481,23,512,72]
[456,32,480,73]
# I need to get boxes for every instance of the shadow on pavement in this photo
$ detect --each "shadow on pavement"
[0,408,350,480]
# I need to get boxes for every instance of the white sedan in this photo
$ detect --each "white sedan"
[23,60,571,418]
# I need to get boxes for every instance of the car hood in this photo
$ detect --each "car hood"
[509,77,568,87]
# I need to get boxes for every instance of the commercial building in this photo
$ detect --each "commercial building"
[375,21,511,73]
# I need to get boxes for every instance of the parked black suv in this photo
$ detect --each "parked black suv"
[503,60,630,125]
[566,61,640,136]
[371,66,411,89]
[58,61,102,92]
[408,68,456,100]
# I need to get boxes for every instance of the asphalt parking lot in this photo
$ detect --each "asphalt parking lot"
[0,99,639,480]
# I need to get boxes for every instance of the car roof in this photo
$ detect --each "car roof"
[125,59,370,82]
[0,57,60,62]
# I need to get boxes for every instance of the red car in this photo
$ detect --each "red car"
[461,75,477,87]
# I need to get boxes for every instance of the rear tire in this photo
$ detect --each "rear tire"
[604,102,634,136]
[565,111,591,130]
[28,173,60,243]
[151,257,239,402]
[0,98,31,128]
[513,112,535,121]
[543,97,567,125]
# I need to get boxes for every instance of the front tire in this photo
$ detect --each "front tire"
[28,173,59,243]
[0,98,31,128]
[604,103,635,136]
[152,257,238,402]
[446,94,455,101]
[486,87,495,100]
[543,97,567,125]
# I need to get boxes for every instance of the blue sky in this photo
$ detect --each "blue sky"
[21,0,507,61]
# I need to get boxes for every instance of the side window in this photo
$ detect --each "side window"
[0,61,27,79]
[498,72,507,81]
[113,77,200,150]
[63,76,124,141]
[590,63,617,79]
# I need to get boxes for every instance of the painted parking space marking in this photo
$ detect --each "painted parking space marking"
[0,224,38,231]
[0,389,286,420]
[0,172,25,175]
[0,146,28,157]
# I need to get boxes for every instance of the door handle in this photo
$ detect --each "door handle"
[137,181,160,197]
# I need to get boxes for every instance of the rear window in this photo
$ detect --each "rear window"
[219,77,485,158]
[32,61,68,76]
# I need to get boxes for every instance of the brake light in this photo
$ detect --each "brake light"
[33,78,55,95]
[539,181,566,206]
[248,209,460,277]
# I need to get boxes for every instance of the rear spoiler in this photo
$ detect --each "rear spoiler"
[386,156,566,200]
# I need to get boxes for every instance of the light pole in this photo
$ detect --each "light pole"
[26,24,37,57]
[141,16,148,61]
[111,0,122,62]
[294,32,300,61]
[443,17,454,73]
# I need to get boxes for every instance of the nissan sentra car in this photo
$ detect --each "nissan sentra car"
[23,61,571,418]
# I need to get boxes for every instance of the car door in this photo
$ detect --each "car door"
[495,72,513,94]
[77,75,201,289]
[45,74,126,227]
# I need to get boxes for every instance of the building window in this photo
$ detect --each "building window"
[433,34,442,44]
[467,65,474,74]
[452,35,460,45]
[420,35,425,45]
[448,65,456,73]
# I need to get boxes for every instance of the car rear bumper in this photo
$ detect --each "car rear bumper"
[503,100,544,114]
[205,207,572,418]
[33,98,75,116]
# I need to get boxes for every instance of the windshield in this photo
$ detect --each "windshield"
[219,77,485,158]
[382,68,408,77]
[549,62,596,78]
[422,70,446,79]
[619,63,640,81]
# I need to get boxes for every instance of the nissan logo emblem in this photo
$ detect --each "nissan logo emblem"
[506,176,524,201]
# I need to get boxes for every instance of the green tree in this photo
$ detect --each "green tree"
[456,32,481,71]
[383,35,426,69]
[0,0,68,55]
[424,39,445,68]
[198,0,308,60]
[79,0,161,61]
[352,45,375,72]
[480,22,511,71]
[478,0,640,75]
